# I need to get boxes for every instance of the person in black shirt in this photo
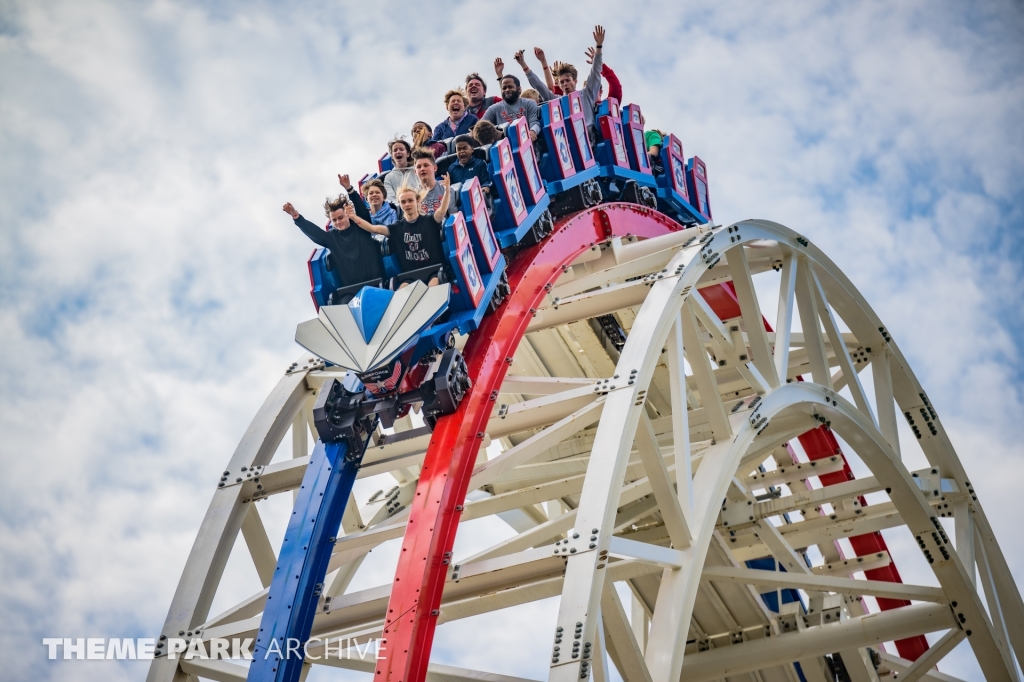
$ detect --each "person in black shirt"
[282,183,389,288]
[389,174,451,287]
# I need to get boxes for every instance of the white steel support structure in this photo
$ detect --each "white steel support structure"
[151,219,1024,682]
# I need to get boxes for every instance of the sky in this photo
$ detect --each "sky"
[1,0,1023,680]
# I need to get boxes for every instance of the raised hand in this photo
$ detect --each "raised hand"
[593,24,605,47]
[514,49,528,69]
[533,47,547,64]
[442,173,451,190]
[282,202,299,219]
[552,60,563,73]
[338,173,352,190]
[344,202,356,218]
[493,56,505,78]
[584,47,596,65]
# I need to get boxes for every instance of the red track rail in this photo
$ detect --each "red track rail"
[375,205,682,682]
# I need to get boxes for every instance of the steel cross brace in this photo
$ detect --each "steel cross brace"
[246,434,371,682]
[703,277,930,661]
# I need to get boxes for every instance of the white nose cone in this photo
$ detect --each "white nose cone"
[295,281,450,373]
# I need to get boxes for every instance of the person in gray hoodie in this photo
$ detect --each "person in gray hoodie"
[382,138,420,205]
[481,73,542,140]
[513,25,606,128]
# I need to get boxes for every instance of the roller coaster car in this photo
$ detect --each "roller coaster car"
[301,174,511,430]
[536,94,604,219]
[299,95,714,432]
[295,281,472,431]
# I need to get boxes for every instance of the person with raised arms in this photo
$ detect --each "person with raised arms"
[510,25,607,128]
[282,183,388,288]
[481,70,541,140]
[522,43,622,108]
[389,174,452,287]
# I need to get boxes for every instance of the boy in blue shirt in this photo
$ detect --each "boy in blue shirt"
[447,134,492,193]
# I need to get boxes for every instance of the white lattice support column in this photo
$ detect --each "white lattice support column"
[239,503,276,589]
[666,313,694,523]
[870,349,901,458]
[680,300,731,442]
[547,244,702,682]
[808,268,876,425]
[148,364,311,682]
[773,252,798,383]
[897,628,968,682]
[635,413,691,548]
[955,501,976,588]
[727,244,780,388]
[793,258,832,390]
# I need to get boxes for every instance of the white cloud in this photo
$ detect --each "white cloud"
[1,0,1022,680]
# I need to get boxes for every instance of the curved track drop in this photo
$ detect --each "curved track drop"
[375,205,685,682]
[149,207,1024,682]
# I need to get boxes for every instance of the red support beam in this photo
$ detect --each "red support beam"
[374,205,682,682]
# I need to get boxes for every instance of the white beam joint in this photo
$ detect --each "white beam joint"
[608,537,684,569]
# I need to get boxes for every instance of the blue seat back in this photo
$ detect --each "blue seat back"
[443,211,486,312]
[621,104,653,175]
[595,98,630,169]
[308,247,342,310]
[657,133,691,203]
[560,92,596,171]
[489,138,529,231]
[506,118,547,206]
[686,156,712,220]
[460,177,502,274]
[539,99,577,182]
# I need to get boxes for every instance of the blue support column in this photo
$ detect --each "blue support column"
[247,435,369,682]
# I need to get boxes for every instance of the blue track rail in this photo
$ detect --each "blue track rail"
[247,435,370,682]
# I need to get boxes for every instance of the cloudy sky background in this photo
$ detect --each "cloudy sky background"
[1,0,1023,680]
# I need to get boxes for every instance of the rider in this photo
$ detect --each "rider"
[282,180,389,288]
[382,139,420,206]
[481,73,541,140]
[511,26,607,128]
[464,72,501,120]
[431,90,478,142]
[389,175,451,287]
